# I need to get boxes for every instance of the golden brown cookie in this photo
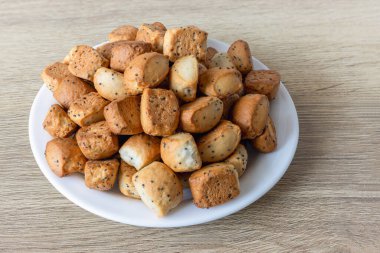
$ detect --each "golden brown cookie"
[189,163,239,208]
[108,25,138,42]
[199,68,243,99]
[45,138,87,177]
[84,159,119,191]
[43,104,78,138]
[180,96,223,133]
[119,161,140,199]
[135,23,166,52]
[227,40,253,74]
[231,94,269,139]
[110,41,152,72]
[244,70,280,100]
[41,62,71,91]
[104,96,143,135]
[124,52,169,93]
[53,75,95,109]
[68,45,109,81]
[224,144,248,177]
[67,92,110,127]
[140,88,179,136]
[208,53,236,70]
[197,120,241,163]
[76,121,119,160]
[251,116,277,153]
[163,26,208,62]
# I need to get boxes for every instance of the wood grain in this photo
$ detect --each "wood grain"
[0,0,379,252]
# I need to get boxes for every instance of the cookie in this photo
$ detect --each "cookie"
[43,104,78,138]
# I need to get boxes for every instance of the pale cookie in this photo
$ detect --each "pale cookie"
[119,133,161,170]
[94,67,127,101]
[133,162,183,216]
[161,132,202,172]
[169,55,199,102]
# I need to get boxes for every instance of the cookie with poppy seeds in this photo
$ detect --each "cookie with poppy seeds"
[43,104,78,138]
[68,92,109,127]
[108,25,138,42]
[136,23,166,53]
[199,68,243,99]
[180,96,223,133]
[170,55,199,102]
[163,26,208,62]
[110,41,152,72]
[208,52,236,70]
[224,144,248,177]
[45,138,87,177]
[189,163,240,208]
[232,94,269,139]
[67,45,109,81]
[41,62,71,92]
[104,96,143,135]
[84,159,119,191]
[251,116,277,153]
[161,132,202,172]
[119,133,161,170]
[227,40,253,74]
[244,70,280,100]
[53,75,95,109]
[197,120,241,163]
[76,121,119,160]
[119,161,140,199]
[133,162,183,216]
[94,67,127,101]
[140,88,179,136]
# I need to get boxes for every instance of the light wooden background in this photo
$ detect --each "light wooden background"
[0,0,379,252]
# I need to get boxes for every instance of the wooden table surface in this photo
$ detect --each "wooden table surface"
[1,0,379,252]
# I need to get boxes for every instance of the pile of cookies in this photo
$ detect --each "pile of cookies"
[41,22,280,216]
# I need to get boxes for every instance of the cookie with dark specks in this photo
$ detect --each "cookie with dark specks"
[140,88,179,136]
[133,162,183,216]
[189,163,240,208]
[45,138,87,177]
[85,159,119,191]
[43,104,78,138]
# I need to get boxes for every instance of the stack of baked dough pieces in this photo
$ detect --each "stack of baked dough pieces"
[41,22,281,217]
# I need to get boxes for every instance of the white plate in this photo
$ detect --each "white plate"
[29,38,299,227]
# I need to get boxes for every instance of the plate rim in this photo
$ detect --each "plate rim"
[29,38,299,227]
